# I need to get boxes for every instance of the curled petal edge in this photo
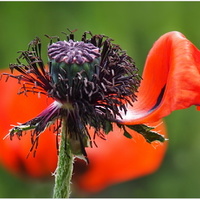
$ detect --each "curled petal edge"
[118,31,200,125]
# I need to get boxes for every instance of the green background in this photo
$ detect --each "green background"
[1,1,200,198]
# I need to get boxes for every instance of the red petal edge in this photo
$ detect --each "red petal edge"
[119,31,200,125]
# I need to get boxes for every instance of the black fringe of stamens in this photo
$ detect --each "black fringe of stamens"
[5,31,141,159]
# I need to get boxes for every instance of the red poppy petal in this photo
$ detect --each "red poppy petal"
[0,70,57,178]
[75,120,167,193]
[119,31,200,125]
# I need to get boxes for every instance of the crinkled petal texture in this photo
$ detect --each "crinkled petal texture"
[119,31,200,125]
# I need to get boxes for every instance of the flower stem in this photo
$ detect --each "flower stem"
[53,121,74,198]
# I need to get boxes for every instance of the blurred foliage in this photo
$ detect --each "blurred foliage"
[1,1,200,198]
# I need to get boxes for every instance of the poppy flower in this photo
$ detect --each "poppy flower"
[2,32,164,160]
[1,30,199,194]
[0,70,167,193]
[0,30,167,194]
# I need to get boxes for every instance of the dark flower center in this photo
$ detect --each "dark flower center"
[5,31,160,160]
[48,40,101,87]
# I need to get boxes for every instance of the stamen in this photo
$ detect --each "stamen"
[4,31,143,160]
